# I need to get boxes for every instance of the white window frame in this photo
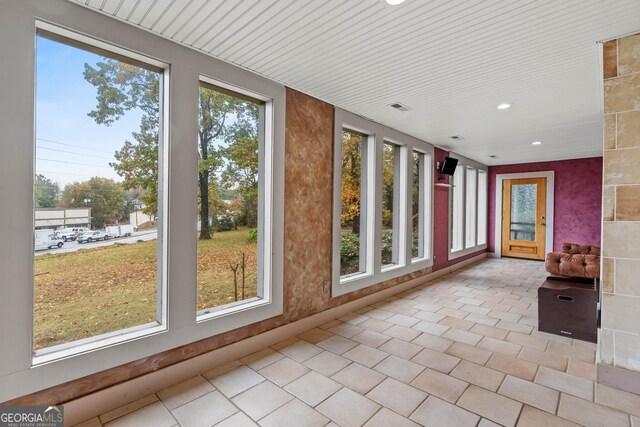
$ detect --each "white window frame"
[0,3,284,402]
[448,153,488,260]
[412,149,433,262]
[477,170,488,246]
[332,108,434,297]
[380,140,406,269]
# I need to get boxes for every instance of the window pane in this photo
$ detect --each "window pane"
[465,168,477,248]
[477,171,487,245]
[510,184,536,241]
[34,32,163,351]
[411,152,421,258]
[340,129,367,277]
[451,165,464,252]
[382,142,398,267]
[197,83,263,315]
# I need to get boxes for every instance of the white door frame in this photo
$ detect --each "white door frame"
[495,171,555,258]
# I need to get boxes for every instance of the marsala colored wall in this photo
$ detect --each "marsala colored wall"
[487,157,603,253]
[433,147,486,270]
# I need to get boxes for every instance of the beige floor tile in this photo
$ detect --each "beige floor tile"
[595,383,640,418]
[489,310,521,322]
[240,348,285,371]
[99,394,158,424]
[104,401,176,427]
[270,337,301,350]
[259,399,329,427]
[439,316,476,331]
[410,368,469,403]
[518,346,568,371]
[535,366,593,401]
[342,344,389,367]
[258,357,310,387]
[567,358,597,381]
[414,310,447,323]
[547,341,596,363]
[339,312,370,325]
[451,360,505,392]
[477,336,522,357]
[633,415,640,427]
[157,375,215,410]
[284,371,342,407]
[328,322,365,338]
[479,418,503,427]
[411,332,454,352]
[352,329,392,348]
[359,318,394,333]
[316,387,381,427]
[209,365,265,398]
[387,313,420,327]
[505,331,548,350]
[277,340,323,362]
[373,354,424,383]
[231,381,294,421]
[532,330,573,345]
[410,395,480,427]
[203,360,243,379]
[366,377,427,416]
[499,375,559,413]
[442,328,483,346]
[303,350,351,377]
[445,341,492,365]
[316,335,359,354]
[516,405,580,427]
[465,313,500,327]
[296,328,334,344]
[461,304,492,315]
[557,393,630,427]
[214,411,257,426]
[413,320,450,336]
[486,353,538,381]
[378,337,422,359]
[469,324,509,340]
[384,324,422,341]
[457,385,523,427]
[363,308,395,320]
[331,362,386,394]
[496,319,534,334]
[364,408,419,427]
[172,391,238,427]
[438,307,468,319]
[411,347,461,373]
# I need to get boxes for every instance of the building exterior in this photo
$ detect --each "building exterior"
[34,208,91,230]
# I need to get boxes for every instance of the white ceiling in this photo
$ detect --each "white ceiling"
[69,0,640,165]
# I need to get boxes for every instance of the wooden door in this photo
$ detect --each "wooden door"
[501,177,547,260]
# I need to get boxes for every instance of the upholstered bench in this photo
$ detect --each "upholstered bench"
[545,243,600,279]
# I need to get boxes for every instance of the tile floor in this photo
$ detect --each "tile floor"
[75,258,640,427]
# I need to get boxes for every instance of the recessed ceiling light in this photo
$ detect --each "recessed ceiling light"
[532,141,543,145]
[497,103,512,110]
[386,0,405,5]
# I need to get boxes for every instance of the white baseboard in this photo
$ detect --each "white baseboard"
[65,253,486,425]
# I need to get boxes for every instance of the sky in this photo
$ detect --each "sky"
[35,35,146,188]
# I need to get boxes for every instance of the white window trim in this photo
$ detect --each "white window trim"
[332,108,434,297]
[494,171,555,258]
[448,153,488,260]
[0,2,284,402]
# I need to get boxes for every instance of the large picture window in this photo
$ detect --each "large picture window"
[449,155,488,259]
[333,109,433,297]
[33,29,166,356]
[196,81,265,317]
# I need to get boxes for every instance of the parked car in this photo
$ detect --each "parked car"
[56,227,91,242]
[77,230,111,243]
[35,230,64,250]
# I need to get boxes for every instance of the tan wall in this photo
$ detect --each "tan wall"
[600,33,640,373]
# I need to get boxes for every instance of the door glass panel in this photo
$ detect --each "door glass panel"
[510,184,536,241]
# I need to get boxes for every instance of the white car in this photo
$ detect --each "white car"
[77,230,111,243]
[56,227,91,242]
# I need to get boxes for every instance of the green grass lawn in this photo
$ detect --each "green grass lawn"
[34,228,257,350]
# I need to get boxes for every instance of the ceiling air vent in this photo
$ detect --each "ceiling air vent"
[488,154,500,159]
[389,102,410,111]
[450,135,465,141]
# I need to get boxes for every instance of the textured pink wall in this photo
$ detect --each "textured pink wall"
[487,157,603,253]
[433,147,486,271]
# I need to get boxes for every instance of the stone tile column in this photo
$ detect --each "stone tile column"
[600,32,640,394]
